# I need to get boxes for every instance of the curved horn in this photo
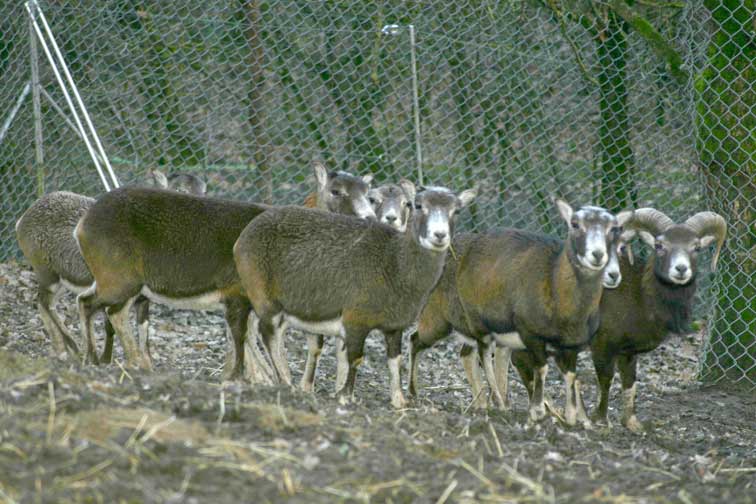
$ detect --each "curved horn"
[616,210,634,228]
[685,211,727,271]
[622,208,675,236]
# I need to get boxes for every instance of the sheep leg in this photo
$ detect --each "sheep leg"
[591,352,616,424]
[38,285,79,357]
[76,284,104,365]
[513,347,557,417]
[223,297,253,381]
[511,350,535,400]
[273,324,292,385]
[135,295,152,364]
[574,378,591,427]
[460,343,488,409]
[481,342,507,410]
[408,318,453,399]
[407,331,425,398]
[334,339,349,393]
[531,361,549,422]
[554,350,580,426]
[256,312,291,385]
[384,330,407,409]
[242,314,277,385]
[494,346,512,410]
[617,354,642,432]
[301,334,324,392]
[522,339,548,422]
[336,327,369,405]
[101,317,115,364]
[106,297,150,370]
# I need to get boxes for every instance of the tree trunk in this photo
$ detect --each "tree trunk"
[596,8,638,214]
[697,0,755,384]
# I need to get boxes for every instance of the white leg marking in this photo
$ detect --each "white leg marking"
[267,317,292,386]
[492,332,526,350]
[482,344,506,410]
[494,347,512,410]
[335,342,349,393]
[76,283,98,365]
[529,364,548,422]
[563,371,577,426]
[300,334,323,392]
[108,298,148,369]
[38,299,67,357]
[388,355,407,409]
[138,320,152,363]
[243,316,276,385]
[622,383,642,432]
[574,379,592,428]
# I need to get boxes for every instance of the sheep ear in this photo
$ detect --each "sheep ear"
[314,162,328,190]
[458,187,478,208]
[639,231,656,248]
[399,179,416,203]
[555,198,573,224]
[362,174,374,186]
[151,169,168,189]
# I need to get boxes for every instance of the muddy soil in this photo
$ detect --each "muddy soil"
[0,261,754,503]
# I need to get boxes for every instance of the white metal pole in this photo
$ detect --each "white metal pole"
[409,24,423,186]
[0,82,30,145]
[34,2,119,189]
[25,1,111,191]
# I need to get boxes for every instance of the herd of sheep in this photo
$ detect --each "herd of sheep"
[14,162,727,432]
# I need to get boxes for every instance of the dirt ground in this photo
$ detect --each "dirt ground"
[0,261,754,504]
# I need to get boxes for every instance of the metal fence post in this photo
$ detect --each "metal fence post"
[409,24,423,186]
[29,6,44,196]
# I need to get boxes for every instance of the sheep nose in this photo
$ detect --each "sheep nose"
[608,271,619,281]
[385,215,397,224]
[434,231,448,241]
[591,250,605,262]
[675,264,688,274]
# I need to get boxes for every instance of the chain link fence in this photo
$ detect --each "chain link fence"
[0,0,753,386]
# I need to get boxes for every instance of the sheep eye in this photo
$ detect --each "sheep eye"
[694,244,702,252]
[331,190,341,197]
[368,197,376,205]
[415,203,423,211]
[571,221,580,230]
[406,201,413,208]
[654,242,663,251]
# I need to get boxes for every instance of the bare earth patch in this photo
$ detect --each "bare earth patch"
[1,261,754,503]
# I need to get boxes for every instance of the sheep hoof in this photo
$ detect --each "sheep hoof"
[299,379,314,393]
[391,392,408,410]
[497,400,512,412]
[529,403,547,422]
[337,392,353,406]
[564,408,577,426]
[474,397,489,410]
[623,415,643,433]
[52,350,70,362]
